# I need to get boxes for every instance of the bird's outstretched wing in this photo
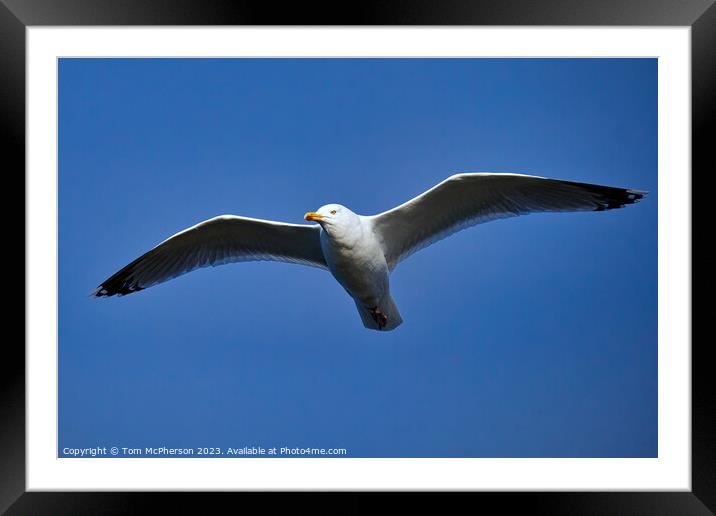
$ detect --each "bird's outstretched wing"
[369,173,647,270]
[92,215,327,297]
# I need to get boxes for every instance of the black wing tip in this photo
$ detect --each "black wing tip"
[589,186,648,212]
[89,286,107,298]
[90,283,144,298]
[91,257,149,298]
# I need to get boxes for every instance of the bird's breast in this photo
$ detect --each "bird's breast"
[320,227,389,302]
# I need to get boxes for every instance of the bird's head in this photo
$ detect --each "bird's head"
[304,204,359,233]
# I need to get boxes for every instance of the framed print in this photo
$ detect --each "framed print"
[5,0,709,513]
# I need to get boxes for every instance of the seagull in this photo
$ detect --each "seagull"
[93,173,646,331]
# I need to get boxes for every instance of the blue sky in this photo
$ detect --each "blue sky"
[59,58,657,458]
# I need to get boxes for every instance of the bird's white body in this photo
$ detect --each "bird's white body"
[93,173,646,332]
[317,208,402,330]
[319,215,388,303]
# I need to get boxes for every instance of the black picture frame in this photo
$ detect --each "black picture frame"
[4,1,709,513]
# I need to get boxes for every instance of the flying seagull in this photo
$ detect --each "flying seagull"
[93,173,646,331]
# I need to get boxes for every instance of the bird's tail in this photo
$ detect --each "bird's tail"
[354,294,403,332]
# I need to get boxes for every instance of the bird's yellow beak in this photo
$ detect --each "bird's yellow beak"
[304,212,324,222]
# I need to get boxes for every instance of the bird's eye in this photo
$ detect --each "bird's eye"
[330,210,337,215]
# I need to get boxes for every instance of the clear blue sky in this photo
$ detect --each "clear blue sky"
[59,58,656,458]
